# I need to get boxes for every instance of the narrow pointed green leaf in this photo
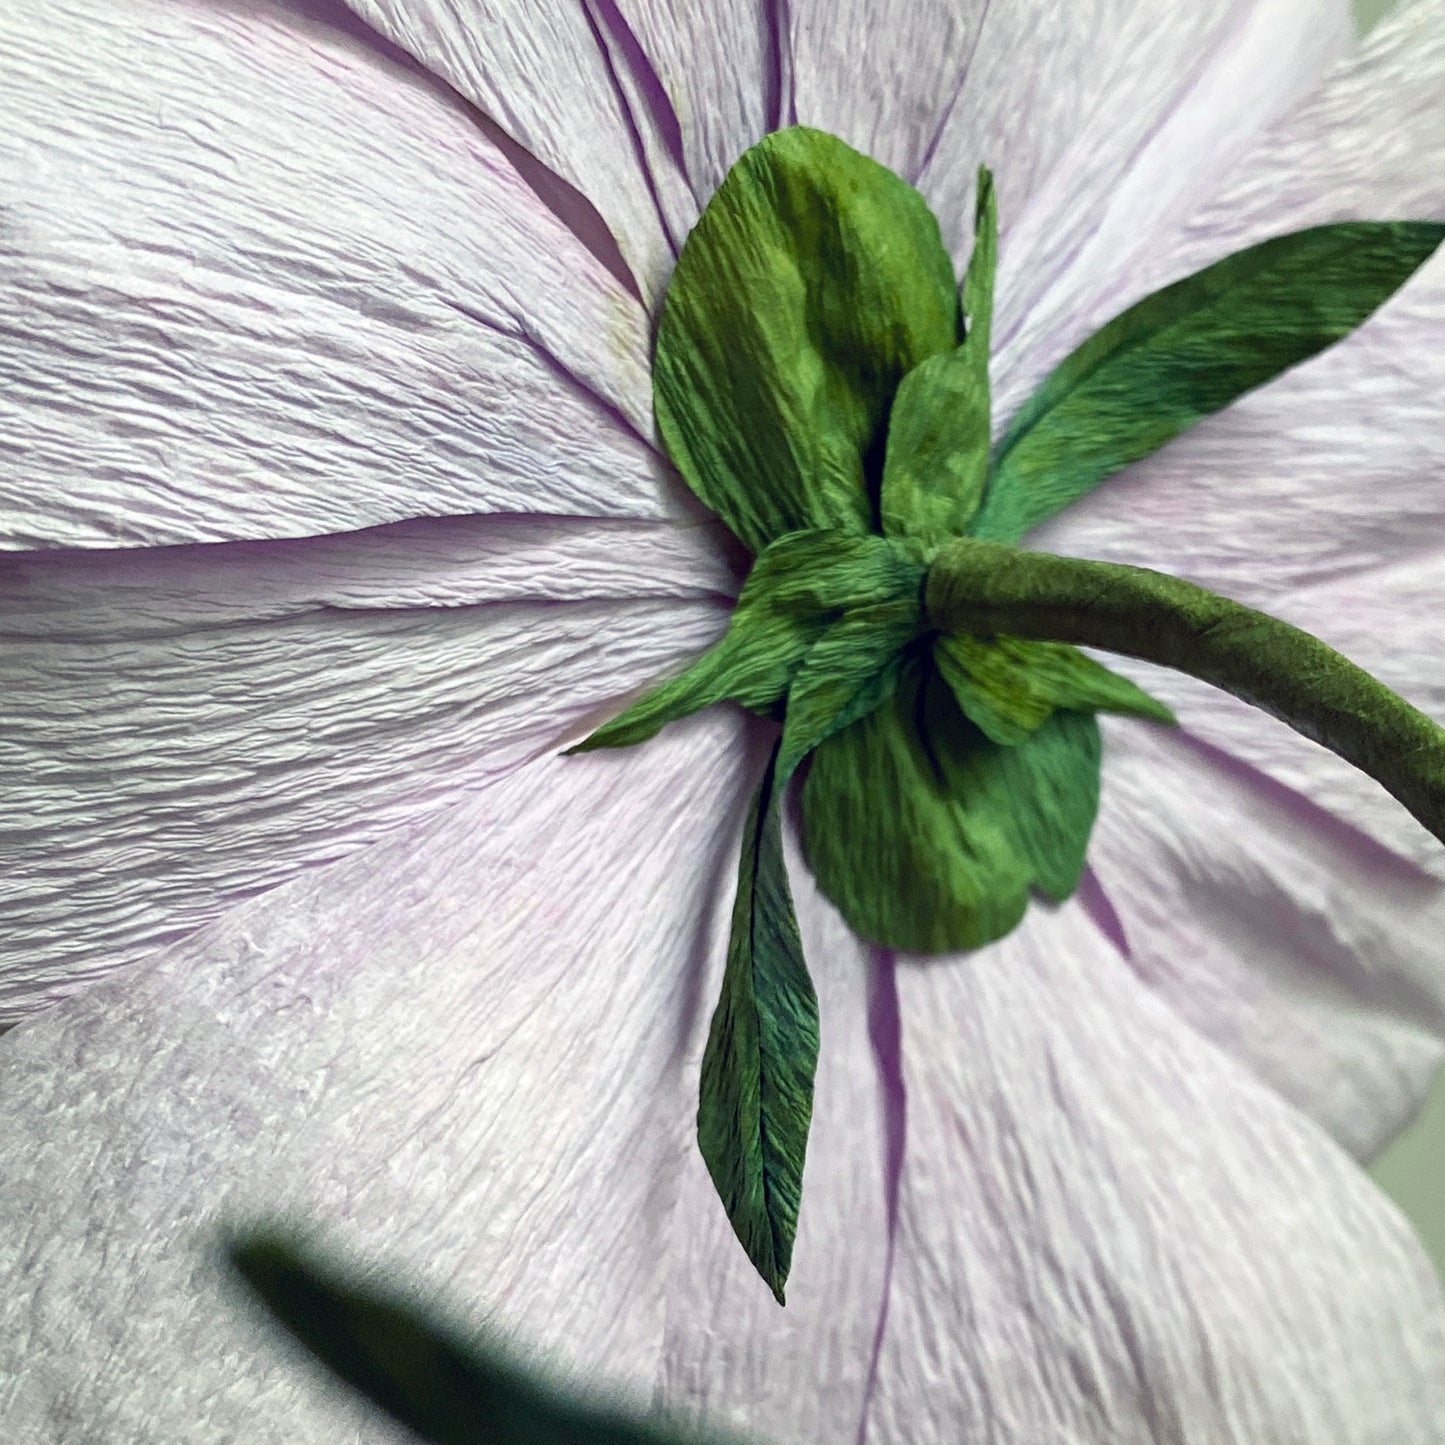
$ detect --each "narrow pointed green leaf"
[880,167,997,548]
[801,661,1101,953]
[655,126,959,555]
[698,744,817,1305]
[575,530,924,752]
[935,633,1175,747]
[228,1233,713,1445]
[972,221,1445,542]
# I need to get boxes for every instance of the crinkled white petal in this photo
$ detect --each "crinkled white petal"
[0,519,732,1021]
[607,0,778,205]
[0,711,753,1443]
[343,0,695,301]
[983,0,1353,425]
[0,0,670,549]
[861,897,1445,1444]
[652,826,894,1444]
[1029,0,1445,605]
[1090,711,1445,1159]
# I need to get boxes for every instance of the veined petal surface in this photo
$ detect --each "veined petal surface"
[861,898,1445,1444]
[1029,0,1445,606]
[0,713,755,1442]
[342,0,695,299]
[0,518,732,1021]
[1089,709,1445,1162]
[0,0,669,549]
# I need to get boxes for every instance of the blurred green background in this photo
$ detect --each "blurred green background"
[1350,0,1445,1283]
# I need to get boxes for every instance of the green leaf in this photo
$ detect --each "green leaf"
[880,168,998,548]
[801,660,1102,952]
[777,600,928,776]
[655,126,959,555]
[574,530,924,752]
[935,633,1175,747]
[698,743,819,1305]
[700,595,924,1300]
[227,1232,715,1445]
[972,221,1445,543]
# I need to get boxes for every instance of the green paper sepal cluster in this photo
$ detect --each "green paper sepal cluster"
[574,123,1444,1306]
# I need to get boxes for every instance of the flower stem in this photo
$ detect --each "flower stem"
[926,535,1445,845]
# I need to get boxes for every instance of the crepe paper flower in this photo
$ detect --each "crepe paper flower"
[3,0,1445,1441]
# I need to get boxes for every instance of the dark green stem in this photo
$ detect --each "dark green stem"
[927,535,1445,845]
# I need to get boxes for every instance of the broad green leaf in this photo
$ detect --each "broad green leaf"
[655,126,959,555]
[972,221,1445,543]
[801,660,1101,952]
[880,167,998,548]
[228,1233,715,1445]
[575,530,923,752]
[935,634,1175,747]
[698,743,818,1304]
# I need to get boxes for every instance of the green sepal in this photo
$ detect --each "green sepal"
[879,168,998,548]
[228,1232,714,1445]
[972,220,1445,543]
[574,530,925,752]
[801,660,1102,952]
[935,633,1175,747]
[655,126,959,555]
[699,594,924,1302]
[698,742,818,1306]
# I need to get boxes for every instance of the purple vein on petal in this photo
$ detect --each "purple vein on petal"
[1076,863,1132,959]
[855,947,907,1445]
[437,294,658,453]
[1174,724,1445,888]
[579,0,690,261]
[908,0,993,190]
[762,0,796,131]
[294,0,641,299]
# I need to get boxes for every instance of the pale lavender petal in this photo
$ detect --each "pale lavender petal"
[1029,0,1445,604]
[1089,707,1445,1160]
[652,830,893,1444]
[607,0,778,205]
[981,0,1353,427]
[862,898,1445,1443]
[344,0,695,302]
[0,711,754,1441]
[1,0,668,549]
[0,519,732,1021]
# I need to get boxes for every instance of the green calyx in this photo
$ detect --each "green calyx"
[572,124,1445,1301]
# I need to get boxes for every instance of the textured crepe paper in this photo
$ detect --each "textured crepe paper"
[9,3,1445,1440]
[971,222,1445,545]
[927,536,1445,846]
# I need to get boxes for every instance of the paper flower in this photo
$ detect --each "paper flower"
[3,1,1445,1441]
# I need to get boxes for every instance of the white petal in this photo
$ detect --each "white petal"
[1028,0,1445,604]
[1,0,669,549]
[0,520,732,1021]
[653,828,894,1443]
[0,711,755,1440]
[607,0,777,204]
[863,897,1445,1443]
[913,0,1347,311]
[344,0,695,302]
[1089,711,1445,1159]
